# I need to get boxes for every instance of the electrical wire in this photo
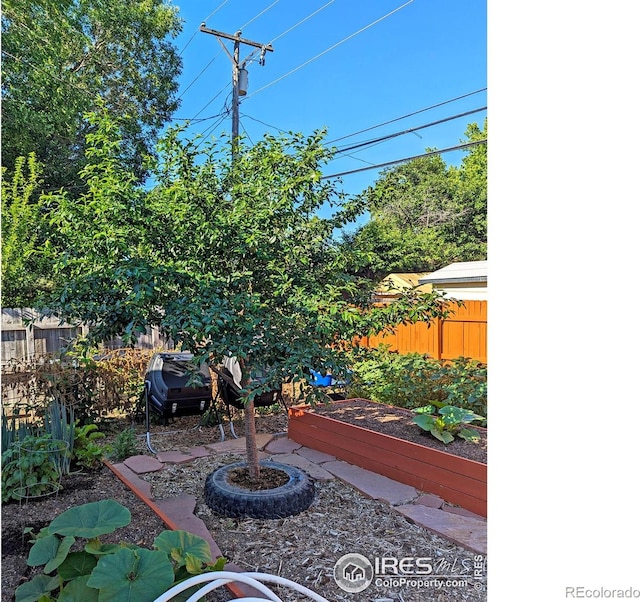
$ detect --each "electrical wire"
[240,0,280,30]
[177,51,223,100]
[184,1,334,122]
[267,0,336,45]
[321,139,487,179]
[240,113,289,135]
[179,0,231,56]
[334,106,487,154]
[244,0,416,100]
[326,87,487,145]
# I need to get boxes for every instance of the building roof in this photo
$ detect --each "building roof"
[418,261,487,285]
[376,273,432,292]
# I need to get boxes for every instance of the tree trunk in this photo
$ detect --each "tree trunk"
[244,397,260,479]
[238,357,260,480]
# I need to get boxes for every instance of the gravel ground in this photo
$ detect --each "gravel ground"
[1,404,487,601]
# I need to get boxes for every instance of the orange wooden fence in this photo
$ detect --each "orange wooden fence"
[362,300,487,363]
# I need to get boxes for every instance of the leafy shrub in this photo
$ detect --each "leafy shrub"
[72,423,106,469]
[430,357,487,422]
[105,426,139,461]
[1,348,156,426]
[1,433,69,502]
[347,348,442,409]
[347,349,488,423]
[413,405,484,444]
[1,407,31,453]
[17,499,225,602]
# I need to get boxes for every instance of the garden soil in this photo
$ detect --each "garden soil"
[2,403,487,602]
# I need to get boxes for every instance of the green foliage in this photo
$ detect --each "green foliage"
[347,349,443,409]
[1,406,31,453]
[105,427,139,462]
[17,500,225,602]
[0,154,50,306]
[342,120,487,279]
[42,399,75,474]
[430,357,487,422]
[348,350,488,421]
[1,0,183,193]
[1,433,69,502]
[413,405,484,444]
[72,423,106,469]
[37,114,453,477]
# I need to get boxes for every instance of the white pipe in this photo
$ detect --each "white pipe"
[153,572,281,602]
[243,572,330,602]
[152,570,330,602]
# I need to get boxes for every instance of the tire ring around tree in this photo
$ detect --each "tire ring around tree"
[204,461,315,519]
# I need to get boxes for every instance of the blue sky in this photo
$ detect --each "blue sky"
[167,0,487,204]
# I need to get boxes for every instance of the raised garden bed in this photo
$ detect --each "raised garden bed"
[288,398,487,516]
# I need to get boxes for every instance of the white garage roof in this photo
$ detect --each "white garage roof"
[418,260,487,285]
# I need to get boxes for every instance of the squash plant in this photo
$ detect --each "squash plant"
[413,405,484,444]
[16,499,225,602]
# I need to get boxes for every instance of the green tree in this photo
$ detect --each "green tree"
[1,0,182,192]
[40,115,452,478]
[1,155,52,306]
[343,120,487,279]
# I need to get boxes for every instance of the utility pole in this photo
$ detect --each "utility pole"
[199,24,273,158]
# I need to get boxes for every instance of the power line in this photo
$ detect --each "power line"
[334,107,487,154]
[182,1,335,123]
[240,113,289,135]
[245,0,416,100]
[177,51,223,100]
[321,139,487,179]
[326,88,487,145]
[179,0,231,56]
[240,0,280,29]
[267,0,336,45]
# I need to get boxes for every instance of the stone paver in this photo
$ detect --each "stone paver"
[107,435,486,563]
[271,452,335,481]
[395,504,487,555]
[155,495,223,559]
[187,445,214,458]
[110,462,154,500]
[123,454,164,474]
[414,493,445,509]
[442,505,486,521]
[323,460,418,506]
[264,437,302,454]
[207,433,273,454]
[296,446,336,464]
[156,450,197,464]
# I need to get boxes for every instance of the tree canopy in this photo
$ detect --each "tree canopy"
[342,119,487,279]
[38,115,453,475]
[1,0,183,192]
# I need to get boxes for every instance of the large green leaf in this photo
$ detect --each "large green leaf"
[430,428,454,444]
[458,427,481,443]
[15,574,59,602]
[49,500,131,537]
[58,551,99,581]
[27,533,75,572]
[153,530,212,568]
[86,547,175,601]
[85,539,123,556]
[413,414,436,431]
[57,575,100,602]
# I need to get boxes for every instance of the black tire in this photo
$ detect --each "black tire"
[204,461,315,519]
